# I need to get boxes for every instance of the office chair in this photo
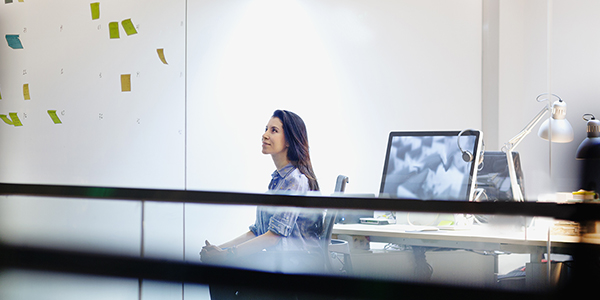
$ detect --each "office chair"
[324,175,353,275]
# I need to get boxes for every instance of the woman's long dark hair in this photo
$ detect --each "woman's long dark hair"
[273,110,319,191]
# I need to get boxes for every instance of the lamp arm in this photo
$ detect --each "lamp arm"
[502,105,550,202]
[504,106,550,151]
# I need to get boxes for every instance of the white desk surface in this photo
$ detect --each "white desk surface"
[332,223,583,249]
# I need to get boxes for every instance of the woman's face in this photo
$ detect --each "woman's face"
[262,117,288,156]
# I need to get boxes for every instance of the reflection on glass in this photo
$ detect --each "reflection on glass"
[0,195,142,256]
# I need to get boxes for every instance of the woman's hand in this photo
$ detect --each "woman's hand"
[200,240,229,264]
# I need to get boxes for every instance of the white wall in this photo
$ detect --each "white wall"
[186,0,483,195]
[498,0,600,199]
[0,0,186,189]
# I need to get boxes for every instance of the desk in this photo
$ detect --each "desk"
[333,223,581,258]
[333,223,583,287]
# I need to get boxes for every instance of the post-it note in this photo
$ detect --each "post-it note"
[47,110,62,124]
[0,115,13,125]
[1,113,23,126]
[121,74,131,92]
[437,220,454,226]
[5,34,23,49]
[157,48,168,65]
[109,22,120,39]
[121,19,138,36]
[9,113,23,126]
[90,2,100,20]
[23,83,30,100]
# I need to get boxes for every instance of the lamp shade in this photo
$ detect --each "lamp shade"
[538,100,574,143]
[576,115,600,160]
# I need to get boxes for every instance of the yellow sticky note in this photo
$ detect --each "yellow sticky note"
[47,110,62,124]
[90,2,100,20]
[121,74,131,92]
[121,19,138,36]
[23,83,30,100]
[157,48,168,65]
[109,22,120,39]
[437,220,454,226]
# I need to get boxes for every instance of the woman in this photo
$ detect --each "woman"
[200,109,322,268]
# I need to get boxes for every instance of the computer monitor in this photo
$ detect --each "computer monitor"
[379,131,482,201]
[476,151,525,201]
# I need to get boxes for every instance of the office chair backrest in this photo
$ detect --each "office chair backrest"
[334,175,349,193]
[319,175,352,274]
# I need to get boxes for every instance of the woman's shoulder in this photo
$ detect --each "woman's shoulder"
[279,168,309,192]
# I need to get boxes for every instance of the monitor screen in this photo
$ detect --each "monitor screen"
[379,131,482,201]
[476,151,525,201]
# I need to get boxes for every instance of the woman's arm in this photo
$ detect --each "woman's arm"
[234,230,281,257]
[201,230,282,263]
[218,231,256,249]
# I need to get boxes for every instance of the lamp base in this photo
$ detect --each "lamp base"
[579,159,600,195]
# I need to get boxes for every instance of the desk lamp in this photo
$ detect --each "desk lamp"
[576,114,600,193]
[502,94,574,201]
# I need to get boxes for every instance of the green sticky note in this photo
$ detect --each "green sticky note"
[437,220,454,226]
[90,2,100,20]
[5,0,14,4]
[121,19,137,36]
[9,112,22,126]
[1,113,23,126]
[109,22,120,39]
[23,83,30,100]
[0,115,13,125]
[5,34,23,49]
[47,110,62,124]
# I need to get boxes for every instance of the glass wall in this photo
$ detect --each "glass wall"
[2,0,600,299]
[2,190,598,299]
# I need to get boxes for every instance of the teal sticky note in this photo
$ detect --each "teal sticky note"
[5,34,23,49]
